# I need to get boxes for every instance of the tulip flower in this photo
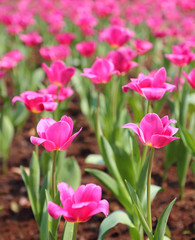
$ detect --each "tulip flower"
[183,69,195,88]
[20,32,43,46]
[39,85,74,102]
[56,32,75,45]
[81,58,119,84]
[40,45,70,61]
[47,182,109,222]
[76,41,96,58]
[122,113,179,148]
[122,67,175,100]
[0,50,23,70]
[107,46,137,74]
[165,44,195,67]
[12,91,57,113]
[30,115,82,151]
[133,38,153,55]
[99,25,135,48]
[42,60,75,87]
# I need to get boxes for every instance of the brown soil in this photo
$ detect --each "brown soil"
[0,94,195,240]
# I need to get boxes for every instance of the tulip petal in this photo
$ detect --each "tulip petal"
[40,102,58,111]
[12,96,24,105]
[60,115,73,133]
[88,199,109,217]
[30,136,56,151]
[141,87,166,100]
[140,113,163,143]
[153,67,166,87]
[57,182,74,208]
[37,118,56,138]
[151,135,179,148]
[46,122,71,149]
[47,201,70,219]
[122,123,145,144]
[59,128,82,151]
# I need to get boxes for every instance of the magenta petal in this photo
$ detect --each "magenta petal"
[30,136,46,146]
[59,128,82,151]
[57,182,74,208]
[12,96,24,105]
[141,87,166,100]
[37,118,56,138]
[122,123,145,144]
[30,136,56,151]
[41,102,58,111]
[153,67,166,87]
[164,83,176,92]
[60,115,73,132]
[47,201,69,219]
[140,113,163,143]
[46,122,71,149]
[88,199,109,217]
[151,135,179,148]
[122,82,142,95]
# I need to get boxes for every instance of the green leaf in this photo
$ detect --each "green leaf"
[56,156,81,190]
[40,201,48,240]
[30,152,40,201]
[126,182,153,240]
[21,166,39,224]
[164,141,177,178]
[98,210,136,240]
[154,199,176,240]
[180,126,195,157]
[85,154,105,165]
[136,154,150,202]
[62,222,74,240]
[190,160,195,177]
[143,185,162,212]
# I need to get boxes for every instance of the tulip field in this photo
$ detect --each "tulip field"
[0,0,195,239]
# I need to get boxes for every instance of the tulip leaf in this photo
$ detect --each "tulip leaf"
[30,152,40,203]
[143,185,162,212]
[179,126,195,157]
[40,201,48,240]
[56,156,81,190]
[98,210,136,240]
[154,199,176,240]
[62,222,74,240]
[126,181,153,240]
[164,141,177,178]
[136,153,150,202]
[85,154,105,165]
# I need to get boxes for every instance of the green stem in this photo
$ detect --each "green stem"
[112,77,119,123]
[72,222,78,240]
[54,86,61,120]
[2,159,7,175]
[177,66,183,103]
[180,186,184,200]
[147,147,155,231]
[34,113,39,157]
[52,150,57,199]
[96,84,101,145]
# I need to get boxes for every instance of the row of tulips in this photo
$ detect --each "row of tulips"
[0,0,195,239]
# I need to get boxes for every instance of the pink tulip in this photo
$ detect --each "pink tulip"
[0,50,23,70]
[81,58,119,84]
[12,91,58,113]
[20,32,42,46]
[56,32,75,45]
[122,113,179,148]
[107,46,137,74]
[40,45,70,61]
[39,85,74,102]
[76,41,96,58]
[165,44,195,67]
[30,115,82,151]
[99,25,135,48]
[42,60,75,87]
[122,67,175,100]
[47,183,109,222]
[183,69,195,88]
[133,39,153,55]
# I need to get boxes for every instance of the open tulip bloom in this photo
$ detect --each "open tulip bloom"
[47,183,109,222]
[81,58,119,84]
[122,67,175,100]
[12,91,58,113]
[30,115,82,151]
[122,113,179,148]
